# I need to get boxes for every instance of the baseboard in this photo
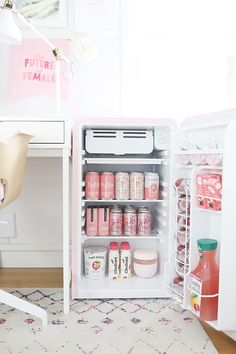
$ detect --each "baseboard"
[0,250,63,267]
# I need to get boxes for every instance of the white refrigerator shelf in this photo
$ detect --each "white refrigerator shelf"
[76,275,167,299]
[83,158,167,165]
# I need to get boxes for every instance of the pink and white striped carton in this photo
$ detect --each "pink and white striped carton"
[86,207,98,236]
[98,207,110,236]
[196,174,222,211]
[203,174,222,199]
[196,174,205,196]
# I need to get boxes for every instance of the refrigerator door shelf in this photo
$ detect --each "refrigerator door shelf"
[175,149,223,155]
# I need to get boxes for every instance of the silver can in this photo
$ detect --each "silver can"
[130,172,144,200]
[115,172,129,200]
[110,206,123,236]
[124,206,137,236]
[137,207,151,236]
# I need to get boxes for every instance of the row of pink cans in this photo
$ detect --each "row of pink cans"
[86,206,151,237]
[85,171,159,200]
[177,153,222,166]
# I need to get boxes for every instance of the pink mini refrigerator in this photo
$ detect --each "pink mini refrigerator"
[72,113,236,338]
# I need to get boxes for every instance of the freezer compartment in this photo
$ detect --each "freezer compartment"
[82,125,171,159]
[76,238,170,299]
[85,129,154,155]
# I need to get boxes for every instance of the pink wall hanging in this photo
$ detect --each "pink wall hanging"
[10,39,69,100]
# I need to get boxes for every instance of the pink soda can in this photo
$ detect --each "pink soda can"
[86,207,98,236]
[130,172,144,200]
[144,172,159,200]
[85,172,100,200]
[110,206,123,236]
[124,206,137,236]
[98,207,110,236]
[115,172,129,200]
[101,172,115,200]
[137,207,151,236]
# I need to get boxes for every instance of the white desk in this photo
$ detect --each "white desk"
[0,116,71,313]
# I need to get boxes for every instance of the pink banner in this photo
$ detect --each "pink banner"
[10,39,69,100]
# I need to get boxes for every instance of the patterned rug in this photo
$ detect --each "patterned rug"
[0,289,217,354]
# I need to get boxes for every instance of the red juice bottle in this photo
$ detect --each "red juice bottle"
[189,239,219,321]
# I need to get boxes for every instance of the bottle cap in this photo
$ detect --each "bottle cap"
[109,242,118,251]
[197,238,218,251]
[121,242,130,250]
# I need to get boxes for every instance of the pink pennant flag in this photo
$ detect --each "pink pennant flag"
[10,39,69,100]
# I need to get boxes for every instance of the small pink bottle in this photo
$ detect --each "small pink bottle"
[98,207,110,236]
[120,242,131,279]
[86,207,98,236]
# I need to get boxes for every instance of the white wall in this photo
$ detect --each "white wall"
[122,0,236,120]
[0,0,122,267]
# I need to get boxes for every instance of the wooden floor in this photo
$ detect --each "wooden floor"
[0,269,236,354]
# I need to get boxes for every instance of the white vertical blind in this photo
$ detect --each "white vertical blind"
[122,0,236,120]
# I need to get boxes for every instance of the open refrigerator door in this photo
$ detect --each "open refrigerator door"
[170,110,236,335]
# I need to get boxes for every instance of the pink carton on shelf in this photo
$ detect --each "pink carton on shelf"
[203,174,222,199]
[196,173,222,211]
[98,207,110,236]
[196,196,207,209]
[86,207,98,236]
[196,174,205,196]
[204,198,222,211]
[196,174,222,199]
[205,198,215,211]
[213,200,222,211]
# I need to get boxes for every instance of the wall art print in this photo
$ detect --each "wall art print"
[15,0,67,27]
[10,38,69,100]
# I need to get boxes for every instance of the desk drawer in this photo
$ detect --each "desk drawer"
[0,121,64,144]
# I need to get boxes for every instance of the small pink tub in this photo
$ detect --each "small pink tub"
[133,249,158,278]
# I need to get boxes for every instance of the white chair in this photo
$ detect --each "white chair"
[0,133,48,326]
